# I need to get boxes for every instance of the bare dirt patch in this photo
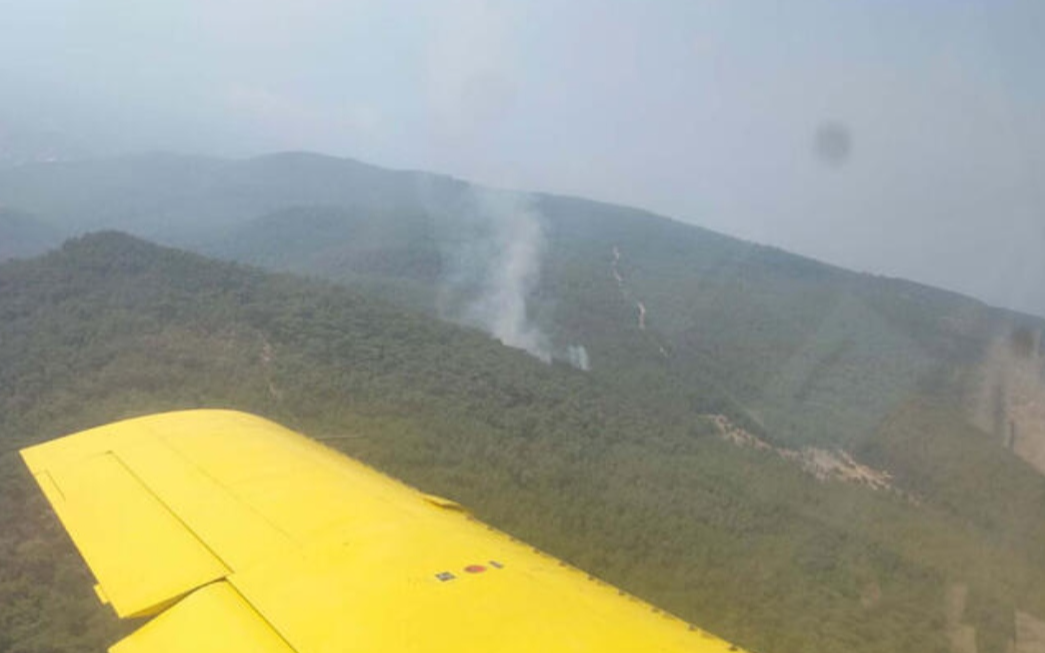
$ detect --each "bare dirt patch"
[708,415,895,492]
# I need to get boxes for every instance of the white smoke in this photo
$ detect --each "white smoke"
[567,344,591,372]
[437,188,552,363]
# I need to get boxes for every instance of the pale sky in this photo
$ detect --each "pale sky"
[2,0,1044,314]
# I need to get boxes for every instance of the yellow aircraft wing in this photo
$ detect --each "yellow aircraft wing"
[21,410,746,653]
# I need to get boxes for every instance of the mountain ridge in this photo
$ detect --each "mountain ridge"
[0,149,1034,316]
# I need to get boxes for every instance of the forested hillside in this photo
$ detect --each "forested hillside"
[2,234,1045,653]
[3,152,1041,461]
[208,188,1045,459]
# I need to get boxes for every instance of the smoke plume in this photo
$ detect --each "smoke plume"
[437,188,552,362]
[567,344,590,371]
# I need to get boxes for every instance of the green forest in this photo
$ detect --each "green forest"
[2,233,1045,653]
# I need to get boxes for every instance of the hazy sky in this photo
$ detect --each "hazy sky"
[2,0,1043,314]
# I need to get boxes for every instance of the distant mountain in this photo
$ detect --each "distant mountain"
[2,233,1045,653]
[0,151,461,241]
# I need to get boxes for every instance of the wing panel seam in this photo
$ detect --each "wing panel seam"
[108,452,235,577]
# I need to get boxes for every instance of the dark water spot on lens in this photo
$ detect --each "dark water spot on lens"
[813,121,852,167]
